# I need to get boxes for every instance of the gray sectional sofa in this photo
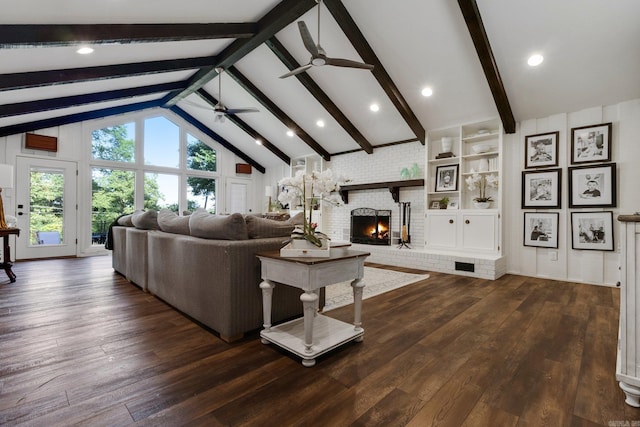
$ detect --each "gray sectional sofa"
[111,209,309,342]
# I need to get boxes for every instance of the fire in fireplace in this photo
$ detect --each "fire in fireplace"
[350,208,392,245]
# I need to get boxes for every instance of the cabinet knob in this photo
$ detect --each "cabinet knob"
[465,219,470,224]
[449,219,454,224]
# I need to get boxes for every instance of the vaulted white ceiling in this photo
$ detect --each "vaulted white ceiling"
[1,0,638,172]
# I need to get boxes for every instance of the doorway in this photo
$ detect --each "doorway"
[15,156,78,259]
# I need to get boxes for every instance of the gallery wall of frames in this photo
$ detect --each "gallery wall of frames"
[502,99,640,286]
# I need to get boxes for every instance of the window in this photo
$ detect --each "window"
[91,168,135,245]
[145,172,179,212]
[144,117,179,168]
[91,123,135,162]
[89,113,220,247]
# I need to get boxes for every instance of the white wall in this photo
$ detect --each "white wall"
[504,98,640,286]
[319,99,640,286]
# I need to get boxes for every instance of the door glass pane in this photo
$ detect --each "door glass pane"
[30,168,64,245]
[144,117,180,168]
[229,182,247,214]
[145,172,179,212]
[187,176,216,213]
[187,134,216,172]
[91,123,135,162]
[91,167,135,246]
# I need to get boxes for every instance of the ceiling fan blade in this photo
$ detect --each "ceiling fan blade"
[279,63,313,79]
[224,107,259,115]
[325,57,374,70]
[297,21,319,57]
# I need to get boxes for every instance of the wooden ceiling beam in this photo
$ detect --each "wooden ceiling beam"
[265,36,374,154]
[457,0,516,134]
[196,88,291,165]
[0,82,186,118]
[225,66,331,162]
[0,23,257,47]
[323,0,425,144]
[163,0,317,106]
[0,100,164,138]
[0,56,215,92]
[169,106,265,173]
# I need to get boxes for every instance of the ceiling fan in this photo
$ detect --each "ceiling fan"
[210,67,258,122]
[279,0,374,79]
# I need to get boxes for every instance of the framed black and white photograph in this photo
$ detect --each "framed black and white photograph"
[571,122,612,164]
[447,201,459,210]
[430,201,441,209]
[571,211,614,251]
[523,212,559,248]
[569,163,616,208]
[435,164,458,192]
[525,131,559,169]
[521,168,562,209]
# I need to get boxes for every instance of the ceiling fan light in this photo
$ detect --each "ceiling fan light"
[421,87,433,97]
[528,54,544,67]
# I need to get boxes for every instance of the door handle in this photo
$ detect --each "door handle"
[18,212,24,216]
[449,219,454,224]
[465,219,470,224]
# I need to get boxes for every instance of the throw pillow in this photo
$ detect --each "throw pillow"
[117,210,141,227]
[157,209,190,235]
[263,212,290,221]
[189,209,248,240]
[131,210,160,230]
[245,215,294,239]
[286,211,305,225]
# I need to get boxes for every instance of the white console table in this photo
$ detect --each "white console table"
[256,247,370,367]
[617,214,640,406]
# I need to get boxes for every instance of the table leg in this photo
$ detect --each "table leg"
[300,291,318,355]
[351,278,365,341]
[2,235,15,283]
[259,280,275,344]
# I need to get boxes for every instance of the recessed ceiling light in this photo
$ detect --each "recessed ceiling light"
[255,139,262,145]
[528,54,544,67]
[76,46,94,55]
[421,87,433,97]
[286,130,294,137]
[316,120,325,128]
[369,103,380,112]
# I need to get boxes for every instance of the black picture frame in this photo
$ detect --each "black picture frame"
[568,163,616,208]
[523,212,559,248]
[571,211,614,251]
[521,168,562,209]
[435,164,459,192]
[570,122,612,164]
[525,131,559,169]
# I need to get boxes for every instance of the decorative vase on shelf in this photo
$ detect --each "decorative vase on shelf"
[441,136,453,153]
[478,158,489,172]
[474,201,491,209]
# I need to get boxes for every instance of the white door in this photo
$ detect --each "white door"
[15,157,78,259]
[226,178,252,214]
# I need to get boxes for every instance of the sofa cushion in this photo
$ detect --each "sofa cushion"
[287,211,305,225]
[157,209,190,235]
[131,210,160,230]
[245,215,295,239]
[189,210,248,240]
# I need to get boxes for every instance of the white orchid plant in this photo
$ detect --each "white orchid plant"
[465,172,499,202]
[278,169,348,247]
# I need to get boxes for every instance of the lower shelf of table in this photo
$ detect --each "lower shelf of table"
[260,314,363,363]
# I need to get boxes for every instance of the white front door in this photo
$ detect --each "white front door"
[15,157,78,259]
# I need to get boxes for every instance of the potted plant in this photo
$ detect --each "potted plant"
[439,197,449,209]
[465,172,499,208]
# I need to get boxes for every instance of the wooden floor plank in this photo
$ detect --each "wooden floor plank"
[0,256,638,426]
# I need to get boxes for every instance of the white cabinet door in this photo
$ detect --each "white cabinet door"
[461,212,497,251]
[426,213,457,249]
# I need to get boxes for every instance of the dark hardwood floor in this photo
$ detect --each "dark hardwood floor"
[0,255,638,426]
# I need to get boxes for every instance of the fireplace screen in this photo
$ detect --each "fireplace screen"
[350,208,391,245]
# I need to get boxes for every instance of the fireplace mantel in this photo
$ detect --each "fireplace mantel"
[339,179,424,204]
